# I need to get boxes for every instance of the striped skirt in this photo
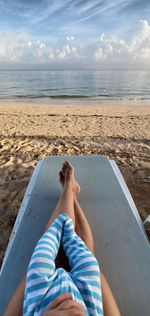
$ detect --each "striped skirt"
[23,213,103,316]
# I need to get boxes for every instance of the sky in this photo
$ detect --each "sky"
[0,0,150,69]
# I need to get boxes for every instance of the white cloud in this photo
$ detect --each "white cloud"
[0,32,55,63]
[94,20,150,63]
[95,47,103,60]
[66,36,74,41]
[27,41,32,47]
[0,20,150,67]
[56,41,78,60]
[0,31,79,64]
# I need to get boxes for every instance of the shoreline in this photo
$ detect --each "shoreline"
[0,98,150,107]
[0,101,150,265]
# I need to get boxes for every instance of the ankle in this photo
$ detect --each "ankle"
[63,184,76,196]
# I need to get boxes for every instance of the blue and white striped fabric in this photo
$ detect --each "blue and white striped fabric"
[23,213,103,316]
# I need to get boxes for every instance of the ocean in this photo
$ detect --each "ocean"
[0,70,150,105]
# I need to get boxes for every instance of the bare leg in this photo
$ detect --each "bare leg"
[74,198,121,315]
[60,162,94,253]
[4,276,26,316]
[4,161,78,316]
[59,162,121,316]
[45,161,80,231]
[45,161,80,270]
[74,197,95,253]
[5,161,121,316]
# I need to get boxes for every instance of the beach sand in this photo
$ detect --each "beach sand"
[0,102,150,266]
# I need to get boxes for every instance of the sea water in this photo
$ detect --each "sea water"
[0,70,150,105]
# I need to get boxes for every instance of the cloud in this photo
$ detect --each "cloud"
[56,36,79,60]
[66,36,74,41]
[0,32,79,64]
[0,20,150,68]
[0,32,54,63]
[94,20,150,64]
[56,45,77,60]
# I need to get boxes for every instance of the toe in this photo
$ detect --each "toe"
[64,161,69,170]
[67,161,74,172]
[62,161,67,170]
[64,161,70,166]
[62,161,74,177]
[63,161,68,169]
[62,165,67,174]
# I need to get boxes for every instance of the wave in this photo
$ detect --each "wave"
[15,94,150,101]
[0,94,150,101]
[10,94,91,99]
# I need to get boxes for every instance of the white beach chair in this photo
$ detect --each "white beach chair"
[0,156,150,316]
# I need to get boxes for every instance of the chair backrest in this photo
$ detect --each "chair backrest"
[0,156,150,316]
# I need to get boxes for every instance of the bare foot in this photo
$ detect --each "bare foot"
[59,161,80,194]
